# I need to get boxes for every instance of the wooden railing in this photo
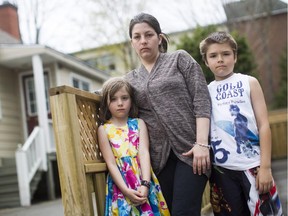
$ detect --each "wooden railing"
[50,85,287,215]
[269,109,287,159]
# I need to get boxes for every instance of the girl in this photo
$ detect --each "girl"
[97,77,170,215]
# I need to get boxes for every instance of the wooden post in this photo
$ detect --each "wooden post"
[50,86,107,216]
[50,92,92,215]
[16,148,31,206]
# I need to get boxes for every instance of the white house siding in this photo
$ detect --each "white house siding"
[54,67,104,92]
[0,67,23,158]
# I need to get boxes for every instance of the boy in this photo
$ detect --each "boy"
[199,31,283,216]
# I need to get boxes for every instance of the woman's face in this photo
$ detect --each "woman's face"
[130,22,162,62]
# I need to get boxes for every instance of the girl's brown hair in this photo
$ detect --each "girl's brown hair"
[99,77,138,123]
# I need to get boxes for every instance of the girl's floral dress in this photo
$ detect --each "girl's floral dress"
[103,118,170,216]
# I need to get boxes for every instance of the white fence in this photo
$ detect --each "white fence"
[15,126,47,206]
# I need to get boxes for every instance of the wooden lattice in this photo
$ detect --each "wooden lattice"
[77,98,103,162]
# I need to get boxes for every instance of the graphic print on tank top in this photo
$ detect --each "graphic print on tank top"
[212,104,260,164]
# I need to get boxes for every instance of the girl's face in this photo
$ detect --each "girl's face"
[205,43,237,81]
[130,22,162,62]
[108,86,131,120]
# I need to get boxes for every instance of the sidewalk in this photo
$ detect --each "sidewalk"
[0,199,64,216]
[271,158,287,215]
[0,159,286,216]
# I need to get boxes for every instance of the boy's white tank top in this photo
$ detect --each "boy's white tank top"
[208,73,260,170]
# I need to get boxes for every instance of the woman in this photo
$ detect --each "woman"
[125,12,211,215]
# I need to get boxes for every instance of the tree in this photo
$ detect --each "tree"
[175,25,217,83]
[13,0,60,44]
[273,48,287,108]
[230,30,258,79]
[7,0,84,52]
[87,0,147,72]
[78,0,238,74]
[176,25,257,84]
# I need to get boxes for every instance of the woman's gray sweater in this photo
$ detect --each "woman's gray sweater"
[126,50,211,174]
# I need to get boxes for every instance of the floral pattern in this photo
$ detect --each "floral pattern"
[103,118,170,216]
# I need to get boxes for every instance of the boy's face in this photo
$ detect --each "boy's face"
[205,43,237,81]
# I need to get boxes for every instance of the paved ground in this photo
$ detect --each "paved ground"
[0,158,286,216]
[0,199,64,216]
[271,158,287,215]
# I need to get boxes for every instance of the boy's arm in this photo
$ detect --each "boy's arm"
[97,125,146,204]
[138,118,151,197]
[249,77,273,193]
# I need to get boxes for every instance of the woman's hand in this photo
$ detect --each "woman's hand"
[183,144,210,175]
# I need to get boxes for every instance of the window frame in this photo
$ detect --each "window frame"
[24,73,50,116]
[70,73,91,92]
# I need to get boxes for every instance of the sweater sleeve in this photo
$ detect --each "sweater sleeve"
[177,50,211,119]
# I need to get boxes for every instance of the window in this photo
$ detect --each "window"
[86,54,115,72]
[25,74,50,116]
[71,74,91,91]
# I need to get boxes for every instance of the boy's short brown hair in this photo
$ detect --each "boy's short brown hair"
[199,31,237,63]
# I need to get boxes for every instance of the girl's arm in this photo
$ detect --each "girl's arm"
[249,76,273,194]
[97,125,146,204]
[138,119,151,197]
